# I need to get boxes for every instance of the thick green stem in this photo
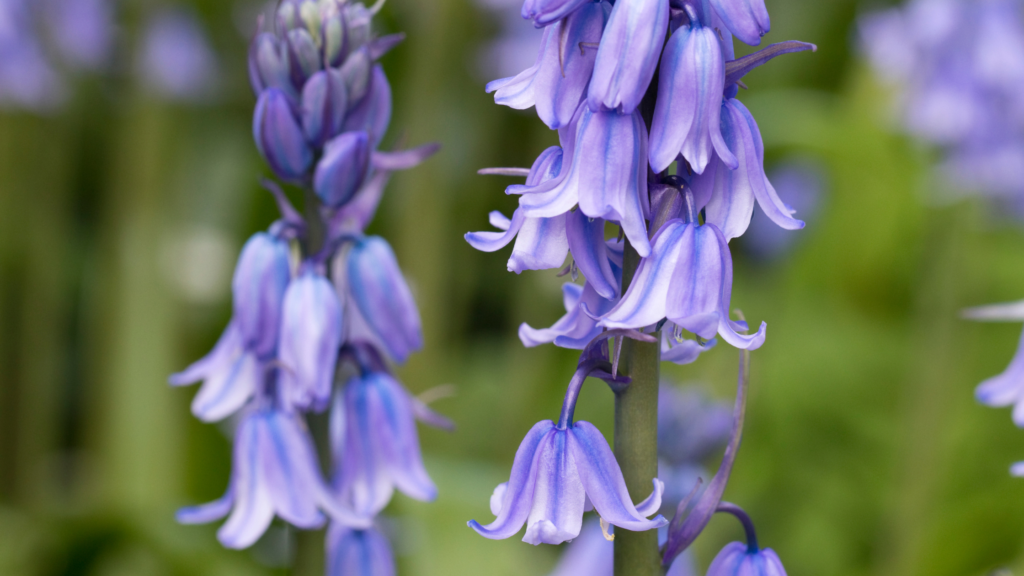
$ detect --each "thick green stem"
[613,238,662,576]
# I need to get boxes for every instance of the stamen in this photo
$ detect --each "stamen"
[612,336,624,378]
[737,80,749,90]
[559,19,570,78]
[578,41,600,55]
[368,0,387,16]
[477,167,531,177]
[600,517,615,541]
[417,384,457,405]
[570,260,579,282]
[556,263,573,277]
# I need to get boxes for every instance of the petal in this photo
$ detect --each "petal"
[342,65,392,148]
[566,211,618,299]
[469,421,556,539]
[325,524,397,576]
[709,0,770,46]
[374,374,437,503]
[733,100,805,231]
[490,483,508,516]
[634,478,665,517]
[575,109,651,257]
[279,272,344,412]
[976,326,1024,410]
[513,118,581,217]
[260,412,326,529]
[466,208,527,252]
[568,421,667,531]
[169,322,242,387]
[487,64,539,111]
[600,220,688,329]
[231,233,291,358]
[665,224,724,339]
[218,415,275,549]
[254,88,313,183]
[347,237,423,363]
[314,131,372,208]
[588,0,670,113]
[534,3,609,129]
[509,213,570,273]
[191,348,261,423]
[661,333,716,365]
[176,485,234,524]
[337,374,397,516]
[371,142,442,171]
[706,542,749,576]
[523,430,586,545]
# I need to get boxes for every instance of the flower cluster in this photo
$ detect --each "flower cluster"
[171,1,441,573]
[859,0,1024,203]
[467,0,813,568]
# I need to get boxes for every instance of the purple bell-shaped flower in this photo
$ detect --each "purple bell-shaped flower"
[278,268,344,413]
[169,322,262,422]
[332,371,437,516]
[231,232,292,358]
[176,408,368,549]
[326,523,396,576]
[710,0,770,46]
[345,236,423,363]
[588,0,669,114]
[707,541,788,576]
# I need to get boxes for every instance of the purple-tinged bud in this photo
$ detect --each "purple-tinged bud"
[249,33,293,97]
[287,27,322,90]
[314,131,371,207]
[326,524,396,576]
[521,0,591,28]
[339,47,372,104]
[232,233,292,358]
[322,10,348,68]
[709,0,770,46]
[588,0,669,114]
[649,24,726,175]
[254,88,314,182]
[344,3,373,52]
[302,69,348,148]
[343,64,392,147]
[346,237,423,364]
[706,542,787,576]
[278,270,344,413]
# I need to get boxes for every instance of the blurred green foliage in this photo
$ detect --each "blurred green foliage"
[2,0,1024,575]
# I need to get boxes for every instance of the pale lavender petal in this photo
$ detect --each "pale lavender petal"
[665,224,724,340]
[326,524,396,576]
[279,272,344,412]
[634,478,665,516]
[469,421,556,539]
[375,374,437,502]
[190,347,261,423]
[509,214,569,273]
[575,109,651,257]
[467,209,527,252]
[176,486,234,524]
[523,430,586,545]
[734,99,805,231]
[1011,462,1024,477]
[568,421,667,531]
[533,3,609,129]
[976,326,1024,413]
[490,211,513,230]
[513,118,580,216]
[260,412,326,529]
[547,519,613,576]
[487,64,539,111]
[588,0,669,113]
[518,284,592,347]
[566,210,617,300]
[705,542,748,576]
[347,237,423,363]
[661,333,715,365]
[705,141,757,241]
[337,374,398,516]
[600,221,688,329]
[709,0,770,46]
[232,232,291,358]
[218,416,275,549]
[169,322,242,387]
[371,143,442,171]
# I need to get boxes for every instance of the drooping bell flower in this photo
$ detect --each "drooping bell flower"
[314,130,372,207]
[301,68,348,148]
[545,518,699,576]
[345,236,423,363]
[513,107,651,257]
[661,325,716,365]
[278,268,344,413]
[469,361,667,545]
[598,217,766,350]
[704,98,805,240]
[649,22,727,175]
[169,322,262,422]
[704,503,788,576]
[231,232,292,358]
[487,2,609,129]
[588,0,669,114]
[254,88,314,183]
[326,523,396,576]
[709,0,770,46]
[177,408,369,549]
[963,302,1024,426]
[332,371,437,517]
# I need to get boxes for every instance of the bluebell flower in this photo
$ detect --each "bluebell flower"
[249,32,295,98]
[487,2,609,129]
[314,130,372,207]
[169,322,263,422]
[743,160,823,261]
[588,0,669,113]
[707,541,788,576]
[231,233,292,358]
[520,279,614,348]
[710,0,770,47]
[326,523,396,576]
[0,0,65,110]
[301,69,349,149]
[599,218,766,350]
[331,371,437,517]
[255,88,315,183]
[469,420,666,544]
[658,385,733,468]
[278,268,344,413]
[345,236,423,363]
[44,0,113,71]
[512,107,652,257]
[177,408,368,549]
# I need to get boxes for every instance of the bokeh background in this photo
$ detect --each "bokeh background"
[2,0,1024,574]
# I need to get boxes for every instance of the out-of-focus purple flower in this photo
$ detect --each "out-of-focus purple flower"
[326,523,396,576]
[343,65,392,148]
[315,131,372,207]
[255,88,315,183]
[177,408,368,549]
[513,108,652,257]
[302,69,349,149]
[963,303,1024,425]
[345,236,423,363]
[486,2,609,129]
[232,232,292,358]
[707,541,788,576]
[743,160,823,261]
[0,0,65,110]
[331,371,436,517]
[599,219,766,350]
[588,0,669,114]
[141,9,218,102]
[44,0,113,70]
[469,418,667,545]
[278,269,344,413]
[545,519,697,576]
[659,385,733,467]
[169,322,262,422]
[475,0,545,79]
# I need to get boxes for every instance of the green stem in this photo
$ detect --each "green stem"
[613,237,662,576]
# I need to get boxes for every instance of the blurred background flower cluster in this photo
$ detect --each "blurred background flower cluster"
[3,0,1024,574]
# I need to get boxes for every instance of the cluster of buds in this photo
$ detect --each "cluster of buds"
[171,1,441,573]
[467,0,814,571]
